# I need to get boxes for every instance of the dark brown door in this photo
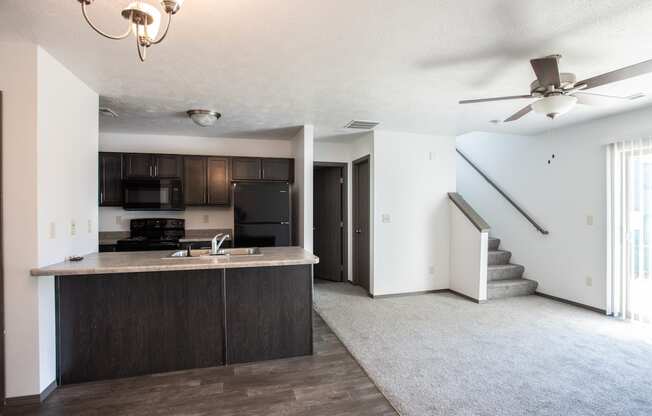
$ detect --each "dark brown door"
[313,165,345,281]
[154,154,182,178]
[353,157,370,292]
[262,158,293,182]
[99,152,123,206]
[183,156,207,205]
[124,153,154,178]
[207,157,230,205]
[232,158,261,180]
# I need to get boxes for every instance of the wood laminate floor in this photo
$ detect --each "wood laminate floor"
[6,313,397,416]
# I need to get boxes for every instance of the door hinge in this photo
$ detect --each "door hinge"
[340,177,344,184]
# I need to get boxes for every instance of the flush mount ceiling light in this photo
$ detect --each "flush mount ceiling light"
[187,110,221,127]
[78,0,185,62]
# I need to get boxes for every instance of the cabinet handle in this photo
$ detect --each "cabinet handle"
[149,165,153,177]
[155,164,158,177]
[100,191,104,204]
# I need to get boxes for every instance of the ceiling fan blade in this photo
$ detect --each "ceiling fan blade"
[530,56,561,88]
[577,58,652,90]
[459,95,532,104]
[504,104,532,122]
[574,91,645,106]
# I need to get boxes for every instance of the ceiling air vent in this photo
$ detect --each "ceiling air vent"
[99,107,118,117]
[343,120,380,130]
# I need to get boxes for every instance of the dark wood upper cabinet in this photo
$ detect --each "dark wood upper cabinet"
[262,158,294,182]
[99,152,123,206]
[154,154,182,178]
[232,158,262,181]
[183,156,207,206]
[124,153,154,178]
[207,157,230,205]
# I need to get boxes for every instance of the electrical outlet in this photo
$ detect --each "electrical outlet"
[428,266,435,275]
[382,214,391,223]
[48,222,56,239]
[70,220,77,236]
[87,219,93,233]
[203,214,210,224]
[116,215,122,225]
[586,215,594,226]
[586,276,593,287]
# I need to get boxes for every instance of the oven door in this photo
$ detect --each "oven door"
[123,179,184,211]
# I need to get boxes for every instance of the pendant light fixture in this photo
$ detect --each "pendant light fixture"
[78,0,184,62]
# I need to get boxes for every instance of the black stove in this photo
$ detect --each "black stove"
[116,218,185,252]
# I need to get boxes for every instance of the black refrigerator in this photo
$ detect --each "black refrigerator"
[233,182,292,247]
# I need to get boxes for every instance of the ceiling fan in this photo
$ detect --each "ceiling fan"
[459,54,651,122]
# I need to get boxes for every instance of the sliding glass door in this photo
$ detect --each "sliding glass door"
[608,139,652,323]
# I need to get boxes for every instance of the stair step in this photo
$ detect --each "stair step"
[488,250,511,266]
[488,278,538,299]
[488,264,524,281]
[488,237,500,251]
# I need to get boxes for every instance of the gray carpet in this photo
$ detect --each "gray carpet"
[313,282,652,416]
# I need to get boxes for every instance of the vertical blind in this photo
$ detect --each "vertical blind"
[607,138,652,323]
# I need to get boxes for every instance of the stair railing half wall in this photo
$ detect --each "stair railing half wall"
[449,193,489,303]
[456,148,549,235]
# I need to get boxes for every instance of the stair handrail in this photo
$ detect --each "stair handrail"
[456,148,549,235]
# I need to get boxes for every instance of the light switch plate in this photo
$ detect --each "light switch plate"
[48,222,56,239]
[586,215,594,226]
[382,214,391,223]
[87,219,92,233]
[116,215,122,225]
[586,276,593,287]
[70,220,77,236]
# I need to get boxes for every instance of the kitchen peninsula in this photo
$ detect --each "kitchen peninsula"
[31,247,318,385]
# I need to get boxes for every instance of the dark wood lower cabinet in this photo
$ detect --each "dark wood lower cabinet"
[56,265,313,385]
[56,270,224,384]
[225,265,313,364]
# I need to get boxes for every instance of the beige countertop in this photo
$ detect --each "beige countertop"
[31,247,318,277]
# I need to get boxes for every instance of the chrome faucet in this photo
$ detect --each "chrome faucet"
[211,233,230,255]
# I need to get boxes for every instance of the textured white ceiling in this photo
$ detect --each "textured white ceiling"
[3,0,652,139]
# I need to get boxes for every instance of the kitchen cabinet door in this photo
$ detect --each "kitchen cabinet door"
[232,158,261,181]
[99,152,123,206]
[155,154,182,178]
[183,156,207,205]
[207,157,230,205]
[262,158,293,182]
[124,153,154,178]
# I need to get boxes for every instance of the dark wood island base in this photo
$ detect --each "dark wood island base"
[56,265,313,385]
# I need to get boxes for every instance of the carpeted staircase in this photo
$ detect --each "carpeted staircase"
[487,237,538,299]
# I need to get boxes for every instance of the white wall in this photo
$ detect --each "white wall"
[449,201,488,301]
[291,126,314,250]
[314,134,373,282]
[1,41,39,398]
[372,131,456,296]
[1,43,98,397]
[457,105,652,310]
[36,48,99,391]
[99,133,294,231]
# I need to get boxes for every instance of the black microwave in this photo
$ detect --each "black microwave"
[123,179,184,211]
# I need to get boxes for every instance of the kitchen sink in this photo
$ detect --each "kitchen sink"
[166,247,262,258]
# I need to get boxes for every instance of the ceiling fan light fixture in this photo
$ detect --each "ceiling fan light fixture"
[187,110,221,127]
[531,95,578,119]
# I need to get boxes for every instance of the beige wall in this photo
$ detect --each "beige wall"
[1,43,98,397]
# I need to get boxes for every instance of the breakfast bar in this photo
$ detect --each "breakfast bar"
[31,247,319,385]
